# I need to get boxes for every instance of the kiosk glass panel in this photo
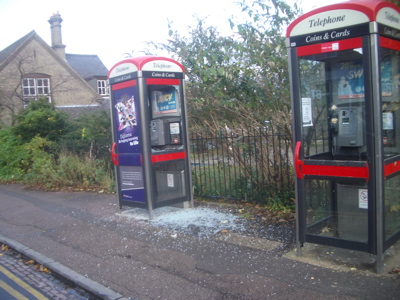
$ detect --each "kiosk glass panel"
[298,44,366,161]
[380,41,400,157]
[304,179,332,235]
[380,38,400,242]
[385,176,400,240]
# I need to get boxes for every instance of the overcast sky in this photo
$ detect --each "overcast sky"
[0,0,340,69]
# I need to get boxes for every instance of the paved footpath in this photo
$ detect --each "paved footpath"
[0,184,399,299]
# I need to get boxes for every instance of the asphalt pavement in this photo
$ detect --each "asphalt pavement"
[0,183,399,299]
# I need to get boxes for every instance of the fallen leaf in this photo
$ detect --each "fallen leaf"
[389,268,400,274]
[38,265,50,273]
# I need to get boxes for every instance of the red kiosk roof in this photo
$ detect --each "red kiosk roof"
[108,56,184,79]
[287,0,400,38]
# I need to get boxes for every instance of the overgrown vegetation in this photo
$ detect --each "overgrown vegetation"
[0,99,114,191]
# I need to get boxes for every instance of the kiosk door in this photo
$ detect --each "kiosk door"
[292,36,372,252]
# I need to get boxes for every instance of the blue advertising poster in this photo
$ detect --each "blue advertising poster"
[335,59,392,99]
[113,85,141,154]
[112,83,145,203]
[335,60,365,99]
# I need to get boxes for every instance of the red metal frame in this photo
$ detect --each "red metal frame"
[297,37,363,57]
[111,79,137,91]
[151,151,187,164]
[146,78,180,85]
[294,142,369,180]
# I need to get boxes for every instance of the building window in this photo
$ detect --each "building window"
[22,77,51,107]
[97,80,108,95]
[36,78,50,95]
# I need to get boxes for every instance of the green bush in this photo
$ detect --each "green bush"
[21,150,114,191]
[53,151,114,190]
[0,128,114,191]
[12,98,68,142]
[0,128,27,181]
[0,103,114,191]
[22,137,57,184]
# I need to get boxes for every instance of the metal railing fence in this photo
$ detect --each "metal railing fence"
[189,127,295,205]
[58,127,295,205]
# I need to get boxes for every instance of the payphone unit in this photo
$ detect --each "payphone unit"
[287,0,400,272]
[108,56,193,219]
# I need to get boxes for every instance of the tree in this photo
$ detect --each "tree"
[151,0,300,137]
[12,98,68,142]
[145,0,301,202]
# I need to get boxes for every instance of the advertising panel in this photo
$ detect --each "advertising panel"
[113,84,141,153]
[112,83,145,203]
[334,59,392,100]
[335,60,364,99]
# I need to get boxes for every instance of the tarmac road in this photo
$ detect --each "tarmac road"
[0,183,399,299]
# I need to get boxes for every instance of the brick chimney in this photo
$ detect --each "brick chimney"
[48,12,66,60]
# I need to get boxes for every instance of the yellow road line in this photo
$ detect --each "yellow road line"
[0,265,49,300]
[0,279,29,300]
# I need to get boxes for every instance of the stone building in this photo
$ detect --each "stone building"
[0,12,109,125]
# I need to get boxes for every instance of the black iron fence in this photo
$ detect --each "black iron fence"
[58,138,112,161]
[189,127,295,206]
[59,127,295,206]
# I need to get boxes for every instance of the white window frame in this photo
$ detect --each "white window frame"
[22,77,51,107]
[97,80,108,95]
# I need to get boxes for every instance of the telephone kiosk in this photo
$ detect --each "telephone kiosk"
[108,56,193,219]
[287,0,400,272]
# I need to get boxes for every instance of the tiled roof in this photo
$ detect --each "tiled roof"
[66,54,108,79]
[0,31,108,79]
[0,31,36,65]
